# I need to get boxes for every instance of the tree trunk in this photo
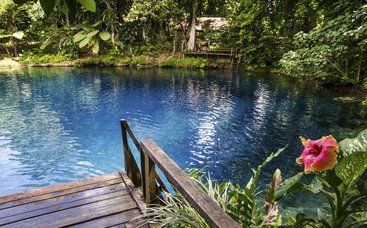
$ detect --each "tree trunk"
[142,26,147,44]
[66,13,70,26]
[172,29,177,55]
[10,36,17,57]
[187,0,196,51]
[111,30,115,45]
[7,12,17,57]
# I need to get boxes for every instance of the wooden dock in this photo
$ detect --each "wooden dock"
[183,48,243,69]
[0,172,146,228]
[0,120,240,228]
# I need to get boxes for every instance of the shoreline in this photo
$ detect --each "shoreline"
[1,56,365,102]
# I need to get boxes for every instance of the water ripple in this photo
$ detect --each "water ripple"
[0,69,366,198]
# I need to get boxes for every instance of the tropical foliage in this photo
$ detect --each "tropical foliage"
[1,0,367,88]
[280,3,367,85]
[133,128,367,227]
[1,0,366,114]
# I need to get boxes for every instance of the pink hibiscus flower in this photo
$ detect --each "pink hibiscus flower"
[296,135,339,174]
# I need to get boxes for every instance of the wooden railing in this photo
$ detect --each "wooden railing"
[120,119,240,228]
[183,48,243,70]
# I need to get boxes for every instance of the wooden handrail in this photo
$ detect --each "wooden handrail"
[120,119,240,228]
[140,139,240,228]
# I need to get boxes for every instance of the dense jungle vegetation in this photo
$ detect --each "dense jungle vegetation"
[1,1,367,227]
[0,0,366,87]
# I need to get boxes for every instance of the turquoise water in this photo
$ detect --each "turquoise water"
[0,68,366,197]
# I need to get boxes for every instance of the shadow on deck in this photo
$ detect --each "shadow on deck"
[0,172,147,228]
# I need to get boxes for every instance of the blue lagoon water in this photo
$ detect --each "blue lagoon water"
[0,68,366,199]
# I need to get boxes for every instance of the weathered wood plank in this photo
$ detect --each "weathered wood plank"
[119,172,146,212]
[141,152,159,204]
[0,173,121,205]
[140,139,240,228]
[0,189,130,225]
[2,194,137,228]
[0,182,127,219]
[0,184,129,219]
[121,120,168,192]
[121,120,142,187]
[121,120,141,152]
[69,209,141,228]
[0,178,123,210]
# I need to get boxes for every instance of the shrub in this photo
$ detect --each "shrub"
[129,55,154,66]
[20,52,73,64]
[280,5,367,84]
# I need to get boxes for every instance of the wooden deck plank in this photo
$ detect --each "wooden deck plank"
[2,195,138,228]
[0,189,130,225]
[0,173,121,204]
[68,209,141,228]
[0,172,147,228]
[0,183,128,219]
[0,178,123,209]
[120,172,146,211]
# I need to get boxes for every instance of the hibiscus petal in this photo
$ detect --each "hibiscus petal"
[321,136,339,153]
[296,147,314,164]
[303,155,315,174]
[312,148,338,172]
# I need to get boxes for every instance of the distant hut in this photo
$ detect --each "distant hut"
[196,17,228,50]
[175,17,228,52]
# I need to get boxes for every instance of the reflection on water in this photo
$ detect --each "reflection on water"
[0,68,366,201]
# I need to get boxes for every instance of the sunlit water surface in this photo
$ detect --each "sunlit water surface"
[0,68,366,212]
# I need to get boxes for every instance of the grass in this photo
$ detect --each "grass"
[17,52,210,69]
[19,53,73,64]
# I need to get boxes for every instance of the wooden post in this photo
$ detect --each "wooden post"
[120,120,142,187]
[141,151,159,204]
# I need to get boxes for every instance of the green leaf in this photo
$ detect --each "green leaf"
[335,152,367,186]
[13,0,33,5]
[40,42,48,50]
[99,31,111,41]
[40,0,55,14]
[78,0,96,12]
[317,169,343,188]
[339,128,367,156]
[92,41,99,54]
[350,195,367,212]
[226,187,263,226]
[248,146,287,191]
[287,216,296,225]
[12,31,24,40]
[60,2,69,14]
[65,0,77,14]
[87,30,99,38]
[306,177,323,194]
[265,169,282,203]
[91,21,102,27]
[274,172,303,201]
[0,29,7,37]
[73,32,87,42]
[79,36,92,48]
